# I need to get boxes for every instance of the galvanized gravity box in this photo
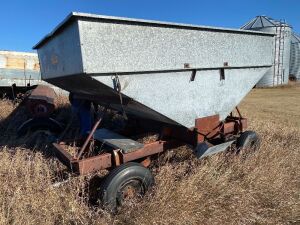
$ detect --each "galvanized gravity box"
[34,12,274,128]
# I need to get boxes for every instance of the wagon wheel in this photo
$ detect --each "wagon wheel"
[17,117,63,137]
[236,130,261,154]
[100,162,154,211]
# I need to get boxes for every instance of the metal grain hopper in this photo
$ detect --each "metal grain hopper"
[34,12,274,210]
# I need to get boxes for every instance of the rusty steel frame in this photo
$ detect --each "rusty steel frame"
[53,142,112,175]
[52,108,247,175]
[76,108,107,160]
[72,153,112,175]
[120,141,165,163]
[52,141,163,175]
[17,85,64,136]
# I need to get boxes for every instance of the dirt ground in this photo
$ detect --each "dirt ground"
[0,84,299,225]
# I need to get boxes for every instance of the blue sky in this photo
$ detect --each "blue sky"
[0,0,299,52]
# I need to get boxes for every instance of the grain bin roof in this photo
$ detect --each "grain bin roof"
[241,16,291,29]
[291,33,300,44]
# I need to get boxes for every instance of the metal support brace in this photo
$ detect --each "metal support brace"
[194,141,234,159]
[75,107,107,160]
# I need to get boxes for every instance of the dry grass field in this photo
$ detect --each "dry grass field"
[0,84,299,225]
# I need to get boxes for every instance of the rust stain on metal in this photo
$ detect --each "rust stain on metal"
[73,153,112,175]
[222,121,236,134]
[1,52,40,71]
[240,118,247,131]
[195,115,220,143]
[34,63,40,70]
[52,142,112,175]
[52,143,74,168]
[76,108,107,160]
[140,157,151,167]
[27,85,56,117]
[121,141,164,163]
[113,149,121,166]
[51,55,58,65]
[161,126,196,146]
[28,85,55,103]
[52,111,248,175]
[6,57,25,70]
[195,113,247,143]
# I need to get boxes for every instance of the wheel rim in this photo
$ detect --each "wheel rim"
[238,139,259,155]
[247,138,260,152]
[116,179,144,206]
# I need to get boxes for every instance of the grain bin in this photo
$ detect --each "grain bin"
[290,33,300,81]
[0,51,41,87]
[241,16,292,87]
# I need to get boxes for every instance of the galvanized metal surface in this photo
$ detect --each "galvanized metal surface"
[96,68,269,127]
[35,12,274,128]
[241,16,287,29]
[34,12,274,50]
[241,16,292,87]
[194,141,234,159]
[94,128,144,153]
[290,33,300,80]
[35,12,273,79]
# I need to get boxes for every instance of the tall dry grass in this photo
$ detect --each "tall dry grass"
[0,86,299,225]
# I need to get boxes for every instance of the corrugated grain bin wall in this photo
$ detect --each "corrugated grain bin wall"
[241,16,292,87]
[0,51,66,95]
[0,51,41,86]
[289,33,300,81]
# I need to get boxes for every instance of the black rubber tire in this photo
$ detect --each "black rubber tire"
[236,130,261,153]
[100,162,154,211]
[17,117,63,136]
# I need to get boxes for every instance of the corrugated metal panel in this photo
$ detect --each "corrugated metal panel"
[0,51,66,96]
[0,51,40,71]
[0,51,41,86]
[290,33,300,80]
[241,16,292,87]
[241,16,281,30]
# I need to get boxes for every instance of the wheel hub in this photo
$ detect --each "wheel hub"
[117,179,143,205]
